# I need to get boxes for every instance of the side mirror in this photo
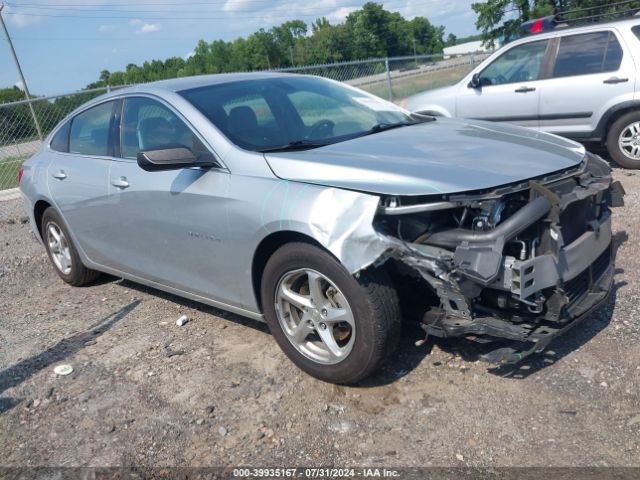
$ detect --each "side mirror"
[137,146,215,172]
[468,73,481,89]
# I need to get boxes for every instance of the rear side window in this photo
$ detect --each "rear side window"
[633,25,640,41]
[553,31,623,78]
[69,101,115,156]
[50,121,70,152]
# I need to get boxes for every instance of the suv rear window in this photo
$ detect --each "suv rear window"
[553,31,623,78]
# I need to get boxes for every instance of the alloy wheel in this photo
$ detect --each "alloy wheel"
[618,121,640,161]
[46,222,72,275]
[275,268,355,365]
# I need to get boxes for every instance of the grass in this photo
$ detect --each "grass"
[0,156,27,190]
[359,64,474,105]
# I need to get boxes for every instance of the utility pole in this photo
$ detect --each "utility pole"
[0,3,43,140]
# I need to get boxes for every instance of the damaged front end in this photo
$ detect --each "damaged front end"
[373,153,625,364]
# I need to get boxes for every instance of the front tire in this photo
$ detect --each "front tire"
[606,111,640,169]
[41,207,100,286]
[261,242,401,384]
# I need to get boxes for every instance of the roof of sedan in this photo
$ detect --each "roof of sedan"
[124,71,295,94]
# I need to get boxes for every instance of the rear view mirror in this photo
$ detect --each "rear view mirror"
[137,146,214,172]
[468,73,481,89]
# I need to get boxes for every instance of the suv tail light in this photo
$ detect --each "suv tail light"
[18,165,24,185]
[522,15,556,34]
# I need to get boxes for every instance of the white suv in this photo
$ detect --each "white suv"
[407,17,640,168]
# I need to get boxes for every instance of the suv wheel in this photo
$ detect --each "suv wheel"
[607,111,640,169]
[41,207,100,286]
[260,242,401,384]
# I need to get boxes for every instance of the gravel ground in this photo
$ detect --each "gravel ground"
[0,168,639,468]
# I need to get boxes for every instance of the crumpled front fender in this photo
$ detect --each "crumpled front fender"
[257,180,394,274]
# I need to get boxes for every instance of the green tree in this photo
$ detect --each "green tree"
[99,70,111,84]
[473,0,640,47]
[1,2,450,92]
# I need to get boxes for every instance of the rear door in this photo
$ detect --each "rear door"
[47,101,116,265]
[456,38,551,129]
[538,29,633,137]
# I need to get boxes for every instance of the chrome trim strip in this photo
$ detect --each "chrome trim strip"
[379,201,459,215]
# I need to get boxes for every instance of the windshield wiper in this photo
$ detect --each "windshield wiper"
[258,140,328,153]
[359,121,419,138]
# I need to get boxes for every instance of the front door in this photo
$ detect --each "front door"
[457,39,550,129]
[102,96,233,302]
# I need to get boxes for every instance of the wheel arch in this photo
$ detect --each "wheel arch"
[33,199,52,241]
[599,101,640,145]
[251,230,328,312]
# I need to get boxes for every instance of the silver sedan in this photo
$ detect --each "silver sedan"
[20,73,621,383]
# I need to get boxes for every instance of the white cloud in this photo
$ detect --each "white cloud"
[4,5,41,28]
[326,6,357,23]
[222,0,255,13]
[128,19,161,34]
[184,51,195,60]
[98,24,118,33]
[137,23,161,34]
[14,80,25,91]
[396,0,477,34]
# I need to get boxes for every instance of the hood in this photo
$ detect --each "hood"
[264,118,585,196]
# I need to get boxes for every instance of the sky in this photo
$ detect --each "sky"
[0,0,478,96]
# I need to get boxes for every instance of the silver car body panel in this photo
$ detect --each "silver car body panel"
[265,118,585,195]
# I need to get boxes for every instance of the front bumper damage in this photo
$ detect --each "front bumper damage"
[368,153,625,365]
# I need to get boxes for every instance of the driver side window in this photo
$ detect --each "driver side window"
[479,40,549,86]
[120,97,207,160]
[288,90,377,137]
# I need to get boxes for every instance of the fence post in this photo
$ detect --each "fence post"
[384,57,393,102]
[0,4,43,141]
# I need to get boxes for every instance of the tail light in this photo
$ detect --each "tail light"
[521,15,556,34]
[18,165,24,185]
[530,18,545,33]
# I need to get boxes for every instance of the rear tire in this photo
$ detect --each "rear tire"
[261,242,401,384]
[41,207,100,286]
[606,111,640,169]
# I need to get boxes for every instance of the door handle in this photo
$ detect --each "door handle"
[514,86,536,93]
[52,171,67,180]
[603,77,629,84]
[111,177,130,189]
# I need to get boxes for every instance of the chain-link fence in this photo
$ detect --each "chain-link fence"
[279,52,488,104]
[0,51,489,204]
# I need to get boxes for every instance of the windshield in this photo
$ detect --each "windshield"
[179,76,416,152]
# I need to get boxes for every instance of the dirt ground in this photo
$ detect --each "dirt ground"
[0,168,639,469]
